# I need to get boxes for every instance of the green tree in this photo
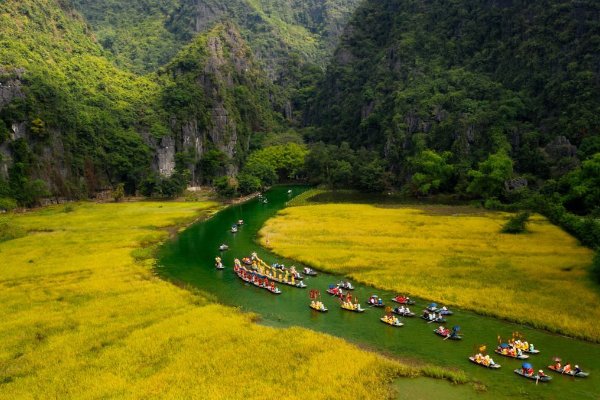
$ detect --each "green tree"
[467,152,513,199]
[410,150,454,196]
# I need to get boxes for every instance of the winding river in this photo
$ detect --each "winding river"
[158,186,600,399]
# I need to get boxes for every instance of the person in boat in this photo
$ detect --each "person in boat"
[441,306,447,312]
[516,348,523,357]
[554,360,562,370]
[538,370,547,378]
[529,343,535,352]
[405,307,411,314]
[378,297,383,305]
[574,365,581,375]
[563,363,572,373]
[523,365,534,376]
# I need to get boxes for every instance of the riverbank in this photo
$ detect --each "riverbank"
[0,199,452,399]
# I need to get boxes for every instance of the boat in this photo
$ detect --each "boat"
[426,303,453,315]
[420,313,446,323]
[341,302,364,312]
[523,348,540,354]
[218,244,229,251]
[494,348,529,359]
[327,285,343,296]
[391,295,415,305]
[309,301,328,312]
[237,219,244,225]
[380,316,403,327]
[231,225,238,233]
[391,307,415,317]
[433,326,462,340]
[242,257,253,265]
[302,267,317,276]
[337,281,354,290]
[547,365,589,378]
[215,257,225,270]
[266,285,281,294]
[468,356,501,369]
[514,369,552,382]
[263,198,268,204]
[366,295,385,307]
[287,189,292,194]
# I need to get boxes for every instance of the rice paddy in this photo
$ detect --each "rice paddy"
[259,203,599,342]
[0,201,430,399]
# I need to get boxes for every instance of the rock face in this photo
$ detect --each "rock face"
[0,68,25,109]
[161,23,275,183]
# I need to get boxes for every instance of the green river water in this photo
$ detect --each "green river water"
[158,186,600,399]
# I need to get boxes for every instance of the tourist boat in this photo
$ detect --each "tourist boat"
[494,348,529,359]
[468,356,501,369]
[231,225,238,233]
[327,285,343,296]
[426,303,453,315]
[366,295,385,307]
[514,369,552,382]
[391,308,415,317]
[433,327,462,340]
[391,295,415,305]
[523,347,540,354]
[237,219,244,225]
[421,314,446,323]
[309,302,328,312]
[547,365,589,378]
[341,302,364,312]
[337,281,354,290]
[302,267,317,276]
[380,316,403,327]
[218,244,229,251]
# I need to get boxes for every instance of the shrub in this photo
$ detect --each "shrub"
[113,183,125,202]
[0,220,25,243]
[501,212,530,233]
[0,197,17,212]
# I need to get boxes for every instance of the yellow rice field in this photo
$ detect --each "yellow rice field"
[259,203,599,341]
[0,201,442,399]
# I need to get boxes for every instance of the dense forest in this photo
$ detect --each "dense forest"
[0,0,599,237]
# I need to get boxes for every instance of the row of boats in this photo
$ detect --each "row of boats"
[220,251,590,382]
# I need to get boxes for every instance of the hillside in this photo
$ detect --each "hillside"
[310,0,600,191]
[70,0,360,75]
[0,1,279,204]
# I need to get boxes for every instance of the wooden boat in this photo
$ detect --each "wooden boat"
[341,303,364,313]
[392,308,415,317]
[218,244,229,251]
[380,317,403,327]
[513,369,552,382]
[327,287,343,296]
[391,296,415,305]
[337,281,354,290]
[231,226,238,233]
[547,365,589,378]
[433,329,462,340]
[309,303,328,312]
[266,285,281,294]
[468,357,501,369]
[524,348,540,354]
[302,267,317,276]
[494,349,529,359]
[366,296,385,307]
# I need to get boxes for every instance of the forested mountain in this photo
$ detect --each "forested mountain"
[0,0,278,203]
[1,0,599,217]
[310,0,600,202]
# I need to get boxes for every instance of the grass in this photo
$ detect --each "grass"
[259,203,599,342]
[0,200,453,399]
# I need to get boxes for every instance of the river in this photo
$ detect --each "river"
[158,186,599,399]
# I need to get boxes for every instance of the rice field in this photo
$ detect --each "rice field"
[259,203,599,342]
[0,201,434,399]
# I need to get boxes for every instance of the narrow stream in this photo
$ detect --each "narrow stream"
[157,186,600,399]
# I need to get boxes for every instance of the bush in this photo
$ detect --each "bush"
[0,197,17,212]
[501,212,530,233]
[113,183,125,202]
[237,174,261,195]
[214,176,238,198]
